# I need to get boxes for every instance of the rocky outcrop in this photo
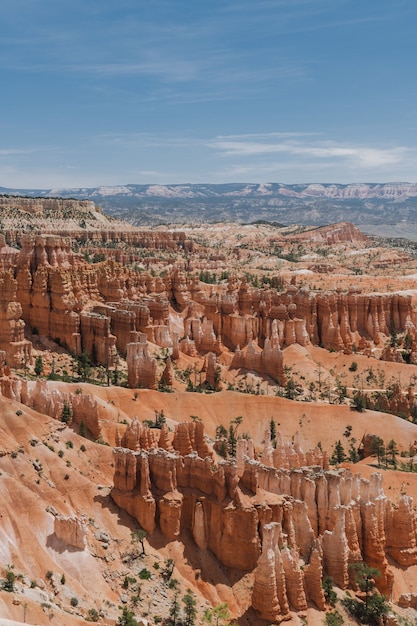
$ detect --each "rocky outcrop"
[252,522,291,621]
[385,495,417,565]
[398,593,417,609]
[18,235,79,272]
[230,339,285,384]
[287,221,367,245]
[184,317,224,355]
[200,283,417,355]
[0,196,98,216]
[112,424,417,619]
[80,310,118,366]
[0,271,32,367]
[70,391,102,439]
[54,515,87,550]
[0,235,20,271]
[126,334,157,389]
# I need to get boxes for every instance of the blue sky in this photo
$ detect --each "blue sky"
[1,0,417,188]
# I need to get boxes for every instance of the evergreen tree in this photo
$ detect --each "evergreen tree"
[343,562,389,624]
[47,357,59,381]
[386,439,399,468]
[117,607,139,626]
[227,416,243,458]
[182,590,197,626]
[352,392,367,412]
[227,424,237,457]
[322,575,337,607]
[330,440,347,465]
[270,418,277,442]
[77,351,91,382]
[348,438,360,463]
[112,366,120,386]
[131,528,147,556]
[61,401,72,424]
[389,319,398,347]
[215,424,227,439]
[168,592,181,625]
[34,355,43,377]
[370,436,385,467]
[284,377,298,400]
[203,602,230,625]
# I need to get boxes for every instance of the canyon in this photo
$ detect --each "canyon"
[2,196,417,625]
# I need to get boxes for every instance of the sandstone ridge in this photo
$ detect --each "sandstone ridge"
[111,421,416,622]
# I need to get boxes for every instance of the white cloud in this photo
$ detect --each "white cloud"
[0,149,33,156]
[209,135,412,169]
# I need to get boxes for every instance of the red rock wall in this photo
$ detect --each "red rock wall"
[111,424,417,620]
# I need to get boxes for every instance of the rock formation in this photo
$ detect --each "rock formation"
[230,338,285,384]
[0,271,32,367]
[54,515,87,550]
[0,227,416,389]
[111,422,417,621]
[126,334,157,389]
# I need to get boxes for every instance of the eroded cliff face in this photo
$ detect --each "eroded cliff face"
[111,422,416,622]
[0,271,32,367]
[2,233,417,384]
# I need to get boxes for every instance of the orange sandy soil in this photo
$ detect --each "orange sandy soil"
[2,373,417,624]
[59,382,417,456]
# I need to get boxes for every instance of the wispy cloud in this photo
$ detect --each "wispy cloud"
[0,149,34,156]
[209,135,412,169]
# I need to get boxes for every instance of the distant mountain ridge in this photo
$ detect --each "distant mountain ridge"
[3,181,417,199]
[2,182,417,227]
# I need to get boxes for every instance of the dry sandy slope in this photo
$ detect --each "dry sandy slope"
[0,395,124,625]
[65,382,417,458]
[2,383,417,625]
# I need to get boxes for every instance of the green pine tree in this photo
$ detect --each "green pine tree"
[182,590,197,626]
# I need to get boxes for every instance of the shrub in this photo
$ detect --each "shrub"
[70,597,78,607]
[2,567,16,592]
[325,611,344,626]
[87,608,100,622]
[322,575,337,607]
[352,393,367,412]
[117,607,139,626]
[123,575,137,589]
[138,568,151,580]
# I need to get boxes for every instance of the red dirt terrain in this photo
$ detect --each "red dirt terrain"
[1,198,417,625]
